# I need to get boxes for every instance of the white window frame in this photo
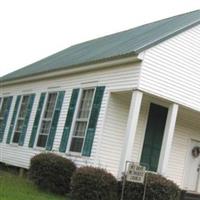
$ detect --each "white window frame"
[0,97,2,109]
[34,91,58,149]
[67,87,96,155]
[11,94,31,144]
[0,96,11,132]
[0,97,3,118]
[0,97,4,129]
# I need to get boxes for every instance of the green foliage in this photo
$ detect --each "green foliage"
[71,166,118,200]
[118,172,181,200]
[29,153,76,194]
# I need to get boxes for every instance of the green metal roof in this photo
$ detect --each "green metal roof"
[1,10,200,82]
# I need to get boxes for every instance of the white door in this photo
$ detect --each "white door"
[184,140,200,192]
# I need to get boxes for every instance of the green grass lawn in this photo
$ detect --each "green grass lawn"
[0,171,68,200]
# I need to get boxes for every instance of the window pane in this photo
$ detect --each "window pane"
[40,121,51,134]
[36,92,57,148]
[44,93,57,118]
[0,119,3,130]
[12,95,30,144]
[37,134,48,147]
[0,98,9,118]
[12,120,24,143]
[15,120,24,132]
[13,131,21,143]
[18,96,29,118]
[73,122,87,137]
[70,137,84,152]
[78,89,94,119]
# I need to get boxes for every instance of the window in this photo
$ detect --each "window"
[12,95,30,143]
[69,89,95,153]
[36,92,58,148]
[0,98,2,129]
[0,97,10,130]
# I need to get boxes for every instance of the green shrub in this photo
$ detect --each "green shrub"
[71,166,118,200]
[118,172,180,200]
[29,153,76,194]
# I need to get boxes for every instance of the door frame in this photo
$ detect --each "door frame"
[183,138,200,192]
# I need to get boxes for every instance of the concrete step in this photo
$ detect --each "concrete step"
[181,191,200,200]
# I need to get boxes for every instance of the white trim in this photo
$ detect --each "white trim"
[11,94,33,144]
[0,97,4,121]
[34,91,58,149]
[0,97,3,111]
[68,87,96,154]
[157,103,179,175]
[183,139,200,192]
[118,90,143,177]
[10,96,23,144]
[137,101,150,162]
[1,56,140,86]
[66,89,83,154]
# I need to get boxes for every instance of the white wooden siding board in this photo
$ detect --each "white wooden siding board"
[142,60,200,86]
[139,25,200,112]
[144,57,200,79]
[166,108,200,187]
[98,93,131,176]
[0,63,140,170]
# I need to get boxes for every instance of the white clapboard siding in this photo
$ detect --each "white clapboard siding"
[0,63,141,169]
[139,24,200,112]
[166,108,200,187]
[98,92,131,176]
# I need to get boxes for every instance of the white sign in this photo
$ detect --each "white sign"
[126,163,146,184]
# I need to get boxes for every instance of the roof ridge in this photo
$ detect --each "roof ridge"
[69,10,200,49]
[1,10,200,82]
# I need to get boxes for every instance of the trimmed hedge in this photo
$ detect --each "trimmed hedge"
[71,166,118,200]
[29,153,76,194]
[118,172,181,200]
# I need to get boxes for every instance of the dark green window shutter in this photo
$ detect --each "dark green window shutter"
[82,86,105,157]
[6,96,21,144]
[59,89,79,153]
[0,96,13,142]
[18,94,35,146]
[46,91,65,151]
[29,93,46,148]
[140,103,168,171]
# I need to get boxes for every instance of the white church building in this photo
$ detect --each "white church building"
[0,10,200,193]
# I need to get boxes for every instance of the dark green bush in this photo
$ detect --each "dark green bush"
[118,172,181,200]
[71,166,118,200]
[29,153,76,194]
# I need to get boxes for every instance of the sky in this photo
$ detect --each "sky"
[0,0,199,77]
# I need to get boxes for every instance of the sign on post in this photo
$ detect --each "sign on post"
[120,161,147,200]
[126,163,146,184]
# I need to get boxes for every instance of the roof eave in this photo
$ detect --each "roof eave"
[0,54,141,86]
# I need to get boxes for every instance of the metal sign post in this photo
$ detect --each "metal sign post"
[120,161,129,200]
[120,161,146,200]
[142,171,148,200]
